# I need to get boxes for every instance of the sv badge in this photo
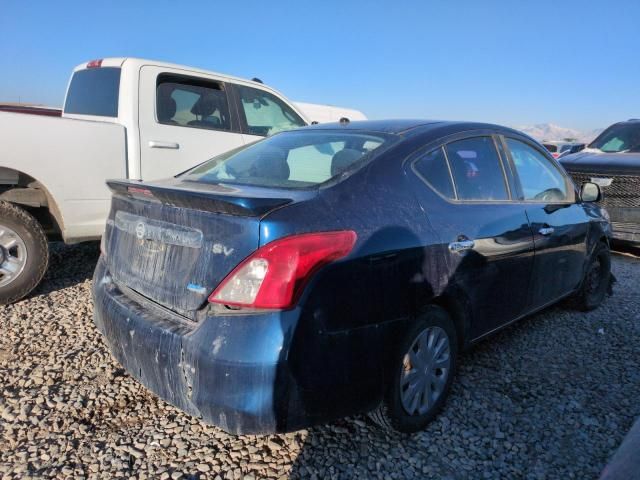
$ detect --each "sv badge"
[212,243,234,256]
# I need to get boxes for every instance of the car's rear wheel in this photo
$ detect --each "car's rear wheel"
[568,242,611,311]
[369,306,458,433]
[0,201,49,305]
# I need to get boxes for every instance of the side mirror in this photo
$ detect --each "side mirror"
[581,182,601,202]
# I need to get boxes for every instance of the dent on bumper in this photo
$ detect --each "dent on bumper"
[92,258,300,435]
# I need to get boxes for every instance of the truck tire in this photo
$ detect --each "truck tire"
[0,201,49,304]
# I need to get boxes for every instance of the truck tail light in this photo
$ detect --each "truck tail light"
[209,231,357,309]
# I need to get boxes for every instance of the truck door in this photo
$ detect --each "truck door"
[138,66,244,181]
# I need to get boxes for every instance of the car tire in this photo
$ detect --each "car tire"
[568,241,611,312]
[0,201,49,305]
[368,305,458,433]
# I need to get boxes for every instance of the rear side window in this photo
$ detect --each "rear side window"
[64,67,121,117]
[446,137,508,201]
[413,147,455,199]
[156,75,231,130]
[236,85,306,136]
[183,131,388,188]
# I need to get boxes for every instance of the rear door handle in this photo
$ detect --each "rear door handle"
[148,140,180,149]
[538,226,555,236]
[448,239,475,253]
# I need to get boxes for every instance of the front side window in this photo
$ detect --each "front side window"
[506,138,571,202]
[589,123,640,153]
[445,137,509,201]
[183,131,387,189]
[236,85,306,137]
[64,67,121,117]
[156,76,231,131]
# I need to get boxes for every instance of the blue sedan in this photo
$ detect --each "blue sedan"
[93,120,612,434]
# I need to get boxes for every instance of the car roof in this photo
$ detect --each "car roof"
[304,119,527,139]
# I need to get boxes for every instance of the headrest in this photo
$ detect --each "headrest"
[191,92,223,117]
[251,146,290,180]
[331,148,363,176]
[157,84,177,122]
[157,96,176,121]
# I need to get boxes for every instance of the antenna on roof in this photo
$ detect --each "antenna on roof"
[252,77,263,84]
[339,117,350,125]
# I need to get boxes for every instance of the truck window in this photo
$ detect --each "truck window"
[64,67,121,117]
[156,75,231,131]
[236,85,306,137]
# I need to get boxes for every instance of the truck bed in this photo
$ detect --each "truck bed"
[0,111,127,242]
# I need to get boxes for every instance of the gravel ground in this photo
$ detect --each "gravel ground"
[1,242,639,479]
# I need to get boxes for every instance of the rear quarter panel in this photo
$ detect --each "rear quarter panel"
[258,144,447,419]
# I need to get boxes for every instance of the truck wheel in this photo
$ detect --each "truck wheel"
[0,201,49,304]
[368,306,458,433]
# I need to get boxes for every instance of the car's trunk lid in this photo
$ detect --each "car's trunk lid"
[103,179,312,320]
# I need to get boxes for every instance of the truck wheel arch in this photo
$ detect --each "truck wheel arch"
[0,167,64,239]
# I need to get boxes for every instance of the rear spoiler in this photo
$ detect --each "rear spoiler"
[106,180,293,217]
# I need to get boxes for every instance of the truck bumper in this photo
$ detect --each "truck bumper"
[609,207,640,245]
[92,257,302,435]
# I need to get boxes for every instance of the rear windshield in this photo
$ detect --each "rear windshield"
[64,67,121,117]
[543,143,558,153]
[183,130,390,188]
[589,123,640,152]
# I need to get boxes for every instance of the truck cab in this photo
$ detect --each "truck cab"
[63,58,309,180]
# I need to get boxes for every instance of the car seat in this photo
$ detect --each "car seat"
[331,149,363,176]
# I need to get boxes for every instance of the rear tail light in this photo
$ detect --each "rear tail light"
[86,59,103,68]
[209,231,357,309]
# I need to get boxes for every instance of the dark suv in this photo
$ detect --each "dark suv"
[561,119,640,246]
[93,120,612,435]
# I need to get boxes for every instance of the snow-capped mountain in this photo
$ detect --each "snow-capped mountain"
[514,124,603,144]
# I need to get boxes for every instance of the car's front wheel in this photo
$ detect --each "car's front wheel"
[369,306,458,433]
[568,241,611,311]
[0,201,49,305]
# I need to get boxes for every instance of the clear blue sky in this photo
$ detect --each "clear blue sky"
[2,0,639,130]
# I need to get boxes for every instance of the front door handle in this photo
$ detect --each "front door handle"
[448,239,475,253]
[148,140,180,149]
[538,226,555,236]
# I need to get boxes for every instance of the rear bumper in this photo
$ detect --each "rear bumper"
[92,257,302,434]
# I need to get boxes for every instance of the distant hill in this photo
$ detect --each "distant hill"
[514,123,603,144]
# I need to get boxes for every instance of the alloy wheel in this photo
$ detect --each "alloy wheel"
[0,225,28,288]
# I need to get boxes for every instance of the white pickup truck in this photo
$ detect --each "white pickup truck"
[0,57,320,304]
